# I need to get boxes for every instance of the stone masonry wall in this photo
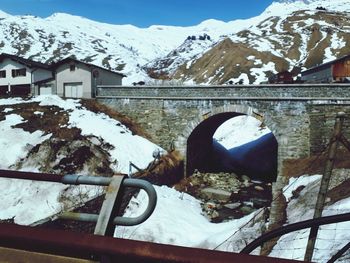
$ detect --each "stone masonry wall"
[97,84,350,98]
[97,85,350,230]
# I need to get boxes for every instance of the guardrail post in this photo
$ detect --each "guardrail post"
[94,175,125,237]
[304,112,345,262]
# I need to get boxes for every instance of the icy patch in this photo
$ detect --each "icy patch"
[250,62,276,84]
[33,95,81,111]
[3,108,13,113]
[227,73,250,85]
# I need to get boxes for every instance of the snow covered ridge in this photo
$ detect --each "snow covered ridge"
[0,95,163,225]
[267,0,350,16]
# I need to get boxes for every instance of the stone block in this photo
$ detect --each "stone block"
[200,187,231,201]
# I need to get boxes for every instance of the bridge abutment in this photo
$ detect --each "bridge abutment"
[97,84,350,233]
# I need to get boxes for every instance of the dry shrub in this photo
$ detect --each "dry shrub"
[327,180,350,206]
[81,99,152,140]
[283,149,350,178]
[134,150,184,186]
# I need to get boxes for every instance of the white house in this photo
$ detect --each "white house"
[52,57,125,98]
[0,53,53,96]
[0,54,125,98]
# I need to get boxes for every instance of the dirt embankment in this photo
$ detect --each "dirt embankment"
[0,99,154,176]
[283,149,350,205]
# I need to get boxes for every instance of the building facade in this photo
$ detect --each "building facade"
[53,57,124,99]
[0,54,52,96]
[301,54,350,83]
[0,53,124,98]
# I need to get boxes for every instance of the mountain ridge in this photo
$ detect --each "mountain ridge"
[0,0,349,84]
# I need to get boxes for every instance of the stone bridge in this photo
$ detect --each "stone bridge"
[97,84,350,179]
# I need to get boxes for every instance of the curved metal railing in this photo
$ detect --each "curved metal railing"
[240,213,350,262]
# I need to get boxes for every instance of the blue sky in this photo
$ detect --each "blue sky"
[0,0,274,27]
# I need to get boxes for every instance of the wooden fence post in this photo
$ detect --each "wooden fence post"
[304,112,346,262]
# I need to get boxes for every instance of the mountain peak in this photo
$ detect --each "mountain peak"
[263,0,350,17]
[0,10,10,18]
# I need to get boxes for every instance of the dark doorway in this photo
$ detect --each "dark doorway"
[0,85,7,96]
[10,84,31,96]
[186,113,278,182]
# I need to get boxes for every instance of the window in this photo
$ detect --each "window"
[0,70,6,78]
[11,68,26,78]
[70,64,76,71]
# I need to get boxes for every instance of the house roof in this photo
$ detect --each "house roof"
[51,56,126,77]
[0,53,127,78]
[302,54,350,75]
[0,53,50,70]
[34,77,55,85]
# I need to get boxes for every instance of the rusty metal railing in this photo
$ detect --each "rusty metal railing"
[0,169,305,262]
[0,169,157,236]
[0,223,303,263]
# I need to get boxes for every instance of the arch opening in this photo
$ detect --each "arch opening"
[186,113,278,183]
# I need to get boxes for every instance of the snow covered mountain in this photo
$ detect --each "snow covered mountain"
[0,0,349,84]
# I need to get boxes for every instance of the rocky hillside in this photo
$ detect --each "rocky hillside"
[150,1,350,84]
[0,0,350,84]
[0,96,162,175]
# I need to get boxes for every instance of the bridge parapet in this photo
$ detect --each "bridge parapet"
[97,84,350,100]
[96,84,350,183]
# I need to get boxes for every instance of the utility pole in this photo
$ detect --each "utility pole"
[304,112,346,262]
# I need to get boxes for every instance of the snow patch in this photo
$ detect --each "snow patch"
[115,185,260,250]
[213,115,270,149]
[0,114,52,169]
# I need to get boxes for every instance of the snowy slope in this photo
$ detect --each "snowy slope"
[150,0,350,84]
[115,185,262,251]
[0,95,163,225]
[0,11,251,84]
[270,174,350,262]
[115,174,350,261]
[213,116,270,149]
[266,0,350,16]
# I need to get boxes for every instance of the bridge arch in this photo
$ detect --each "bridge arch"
[174,104,279,180]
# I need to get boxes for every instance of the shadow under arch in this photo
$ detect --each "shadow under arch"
[186,112,278,182]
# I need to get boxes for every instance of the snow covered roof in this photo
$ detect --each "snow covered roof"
[0,53,126,77]
[51,56,127,77]
[0,53,50,70]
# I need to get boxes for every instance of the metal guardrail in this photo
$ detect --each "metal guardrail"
[0,169,305,262]
[60,174,157,227]
[240,212,350,263]
[0,223,303,263]
[0,169,157,236]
